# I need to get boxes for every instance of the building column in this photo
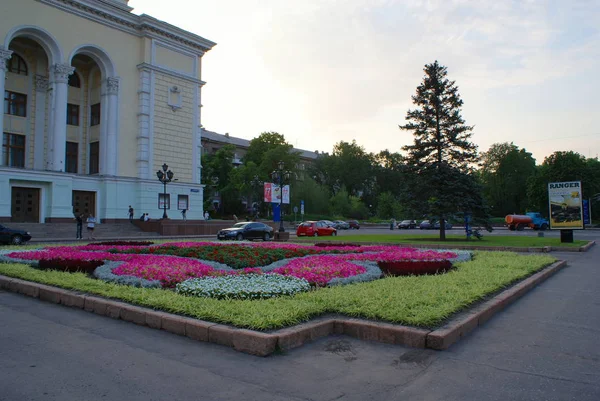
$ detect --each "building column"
[104,77,119,176]
[51,63,74,172]
[33,75,49,170]
[137,69,151,179]
[0,47,13,167]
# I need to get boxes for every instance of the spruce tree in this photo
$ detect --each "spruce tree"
[400,61,485,240]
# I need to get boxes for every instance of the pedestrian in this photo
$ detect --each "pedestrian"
[204,211,209,220]
[74,213,83,240]
[86,214,96,240]
[233,214,238,223]
[128,205,134,222]
[144,213,150,222]
[181,208,187,221]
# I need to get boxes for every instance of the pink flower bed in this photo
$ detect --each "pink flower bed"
[272,255,367,286]
[7,243,458,288]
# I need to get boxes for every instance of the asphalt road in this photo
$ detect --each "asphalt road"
[0,236,598,400]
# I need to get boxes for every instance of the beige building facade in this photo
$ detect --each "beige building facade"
[0,0,215,222]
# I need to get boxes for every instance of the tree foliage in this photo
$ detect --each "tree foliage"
[400,61,487,238]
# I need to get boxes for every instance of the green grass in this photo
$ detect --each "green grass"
[299,234,587,248]
[0,251,556,330]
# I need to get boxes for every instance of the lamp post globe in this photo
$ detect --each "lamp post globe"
[156,163,174,219]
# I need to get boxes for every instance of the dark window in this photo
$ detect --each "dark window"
[66,142,78,173]
[90,103,101,126]
[177,194,189,210]
[68,73,81,88]
[4,91,27,117]
[7,54,27,75]
[2,133,26,167]
[89,141,99,174]
[66,103,80,126]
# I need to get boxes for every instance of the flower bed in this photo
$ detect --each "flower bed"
[377,260,453,276]
[3,242,465,295]
[176,274,311,300]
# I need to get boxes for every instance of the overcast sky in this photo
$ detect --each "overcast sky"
[129,0,600,163]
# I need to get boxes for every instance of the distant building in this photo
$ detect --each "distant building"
[1,0,215,222]
[200,129,318,211]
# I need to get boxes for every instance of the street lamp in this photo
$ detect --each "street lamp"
[271,161,291,232]
[156,163,174,219]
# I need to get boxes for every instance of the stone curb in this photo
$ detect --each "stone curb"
[426,260,567,349]
[0,260,567,356]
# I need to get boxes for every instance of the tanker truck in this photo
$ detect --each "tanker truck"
[505,212,549,231]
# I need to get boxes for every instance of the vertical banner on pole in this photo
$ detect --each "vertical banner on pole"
[583,199,590,225]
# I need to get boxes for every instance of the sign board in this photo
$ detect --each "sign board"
[548,181,584,230]
[583,199,591,225]
[300,200,304,215]
[190,189,200,193]
[263,183,290,204]
[293,206,298,213]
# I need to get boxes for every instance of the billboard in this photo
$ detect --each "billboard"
[548,181,583,230]
[264,183,290,204]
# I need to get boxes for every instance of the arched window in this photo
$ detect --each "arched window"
[7,54,28,76]
[68,72,81,88]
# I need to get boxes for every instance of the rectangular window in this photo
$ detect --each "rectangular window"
[66,103,80,126]
[4,91,27,117]
[89,141,99,174]
[2,133,26,167]
[66,142,78,173]
[158,193,171,210]
[90,103,101,126]
[177,195,189,210]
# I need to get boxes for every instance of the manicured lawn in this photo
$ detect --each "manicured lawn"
[0,250,556,330]
[298,234,587,248]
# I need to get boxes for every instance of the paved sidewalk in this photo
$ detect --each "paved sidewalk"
[0,241,598,400]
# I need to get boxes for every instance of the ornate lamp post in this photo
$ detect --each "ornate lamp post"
[250,174,263,218]
[156,163,174,219]
[271,161,291,232]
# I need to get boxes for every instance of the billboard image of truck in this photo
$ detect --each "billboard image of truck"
[548,181,583,230]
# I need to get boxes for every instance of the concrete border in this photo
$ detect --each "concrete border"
[0,260,567,356]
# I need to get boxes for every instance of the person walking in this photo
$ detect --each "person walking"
[181,208,187,221]
[204,211,210,220]
[75,213,83,240]
[86,214,97,240]
[128,205,134,222]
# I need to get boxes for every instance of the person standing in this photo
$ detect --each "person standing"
[181,208,187,221]
[75,213,83,240]
[128,205,134,222]
[86,214,97,240]
[204,211,209,220]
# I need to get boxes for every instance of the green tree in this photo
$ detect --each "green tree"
[527,151,599,217]
[400,61,487,239]
[290,176,330,216]
[202,145,236,215]
[329,187,351,217]
[376,191,403,219]
[480,142,537,216]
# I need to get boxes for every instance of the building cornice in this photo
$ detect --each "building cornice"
[137,63,206,85]
[35,0,216,54]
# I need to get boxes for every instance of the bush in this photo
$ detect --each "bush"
[377,260,453,276]
[38,258,104,274]
[176,274,311,300]
[314,242,361,248]
[91,241,154,246]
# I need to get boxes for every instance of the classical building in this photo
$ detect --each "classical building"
[1,0,215,223]
[200,129,318,211]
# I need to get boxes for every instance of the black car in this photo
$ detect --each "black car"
[348,220,360,230]
[0,224,32,245]
[397,220,417,229]
[217,222,274,241]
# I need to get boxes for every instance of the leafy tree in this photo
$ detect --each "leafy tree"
[373,150,407,198]
[202,145,236,215]
[527,151,599,219]
[376,191,403,219]
[329,187,351,217]
[400,61,488,239]
[480,142,537,216]
[290,176,330,216]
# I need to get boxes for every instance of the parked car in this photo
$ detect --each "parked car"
[296,221,337,237]
[397,220,417,229]
[419,220,453,230]
[334,220,350,230]
[348,220,360,230]
[321,220,337,228]
[0,224,32,245]
[217,222,274,241]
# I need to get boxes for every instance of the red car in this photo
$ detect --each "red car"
[296,221,337,237]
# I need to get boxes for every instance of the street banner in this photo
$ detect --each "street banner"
[263,183,290,204]
[583,199,590,225]
[548,181,584,230]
